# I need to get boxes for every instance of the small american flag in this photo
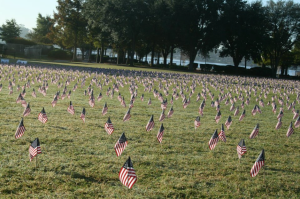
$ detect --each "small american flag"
[51,96,58,107]
[286,122,294,137]
[293,110,299,120]
[129,99,134,108]
[141,94,144,101]
[215,110,221,123]
[294,116,300,128]
[250,123,259,139]
[167,106,174,118]
[97,92,102,101]
[121,97,126,107]
[104,117,114,135]
[80,108,86,123]
[251,105,257,116]
[119,156,137,189]
[67,101,75,115]
[29,138,42,161]
[209,129,219,150]
[146,115,155,132]
[250,149,265,177]
[218,124,226,142]
[23,102,31,117]
[15,118,26,139]
[277,110,283,119]
[38,108,48,124]
[123,108,131,122]
[147,98,151,105]
[224,116,232,129]
[239,109,245,121]
[159,110,165,122]
[102,102,108,115]
[272,104,277,113]
[194,116,200,129]
[275,118,282,129]
[183,99,188,109]
[234,106,239,116]
[161,99,167,110]
[237,139,246,159]
[32,88,36,98]
[114,132,128,157]
[157,123,164,143]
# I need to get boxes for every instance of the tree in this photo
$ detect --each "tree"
[27,14,53,44]
[262,0,300,77]
[219,0,267,67]
[0,19,21,42]
[52,0,87,61]
[173,0,223,71]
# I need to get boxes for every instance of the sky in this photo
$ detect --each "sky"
[1,0,300,31]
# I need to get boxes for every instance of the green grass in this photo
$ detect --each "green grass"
[0,62,299,198]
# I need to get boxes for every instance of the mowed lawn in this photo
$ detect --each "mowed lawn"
[0,62,299,198]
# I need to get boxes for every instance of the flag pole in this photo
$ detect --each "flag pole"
[36,155,38,169]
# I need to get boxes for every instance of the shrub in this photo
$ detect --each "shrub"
[47,49,72,60]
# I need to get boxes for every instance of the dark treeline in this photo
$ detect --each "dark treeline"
[1,0,300,77]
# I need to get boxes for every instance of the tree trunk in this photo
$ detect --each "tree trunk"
[73,33,78,62]
[96,47,100,63]
[170,45,174,66]
[188,49,197,71]
[81,47,84,61]
[280,66,284,76]
[100,43,104,63]
[88,42,92,62]
[117,49,124,65]
[126,49,129,65]
[284,66,288,75]
[157,52,160,65]
[123,50,126,64]
[151,42,155,66]
[162,49,169,67]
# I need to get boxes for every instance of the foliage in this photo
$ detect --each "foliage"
[0,19,21,42]
[47,48,72,60]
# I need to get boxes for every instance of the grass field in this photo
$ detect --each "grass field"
[0,62,299,198]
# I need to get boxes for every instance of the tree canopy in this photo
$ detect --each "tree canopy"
[0,19,21,42]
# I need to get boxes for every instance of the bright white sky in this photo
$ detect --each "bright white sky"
[1,0,300,30]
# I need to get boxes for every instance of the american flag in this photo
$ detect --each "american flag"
[215,110,221,123]
[167,106,174,118]
[250,149,265,177]
[102,102,108,115]
[237,139,246,159]
[141,94,144,101]
[250,123,259,139]
[104,117,114,135]
[157,123,164,143]
[123,108,131,122]
[16,93,23,103]
[146,115,155,132]
[183,99,188,109]
[230,103,235,111]
[38,108,48,124]
[239,109,245,121]
[29,138,42,161]
[225,116,232,129]
[89,92,95,108]
[119,156,137,189]
[161,99,167,110]
[218,124,226,142]
[293,110,299,120]
[194,116,200,129]
[234,106,239,116]
[80,108,86,123]
[275,118,282,130]
[32,88,36,98]
[251,105,257,116]
[277,110,283,119]
[121,97,126,107]
[51,96,58,107]
[129,99,134,108]
[294,116,300,128]
[159,110,165,122]
[15,118,26,139]
[67,101,75,115]
[97,92,103,101]
[23,102,31,117]
[209,129,219,150]
[114,132,128,157]
[272,104,277,113]
[147,98,151,105]
[286,122,294,137]
[68,90,71,99]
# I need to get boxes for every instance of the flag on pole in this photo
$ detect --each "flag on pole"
[167,106,174,118]
[277,110,283,119]
[215,110,221,123]
[123,108,131,122]
[140,94,144,101]
[239,109,245,121]
[119,156,137,189]
[159,110,165,122]
[97,92,103,101]
[250,123,259,139]
[121,97,126,107]
[251,105,257,116]
[38,107,48,124]
[209,129,219,150]
[161,99,167,110]
[80,108,86,123]
[23,102,31,117]
[157,123,164,143]
[294,116,300,128]
[237,139,246,159]
[225,116,232,129]
[275,118,282,130]
[234,106,239,116]
[146,115,155,132]
[104,117,114,135]
[218,124,226,142]
[15,118,26,139]
[29,138,42,161]
[250,149,265,177]
[51,96,58,107]
[147,98,151,105]
[114,132,128,157]
[102,102,108,116]
[293,110,299,120]
[286,122,294,137]
[67,101,75,115]
[194,116,200,129]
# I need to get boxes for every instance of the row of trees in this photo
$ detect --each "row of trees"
[1,0,300,77]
